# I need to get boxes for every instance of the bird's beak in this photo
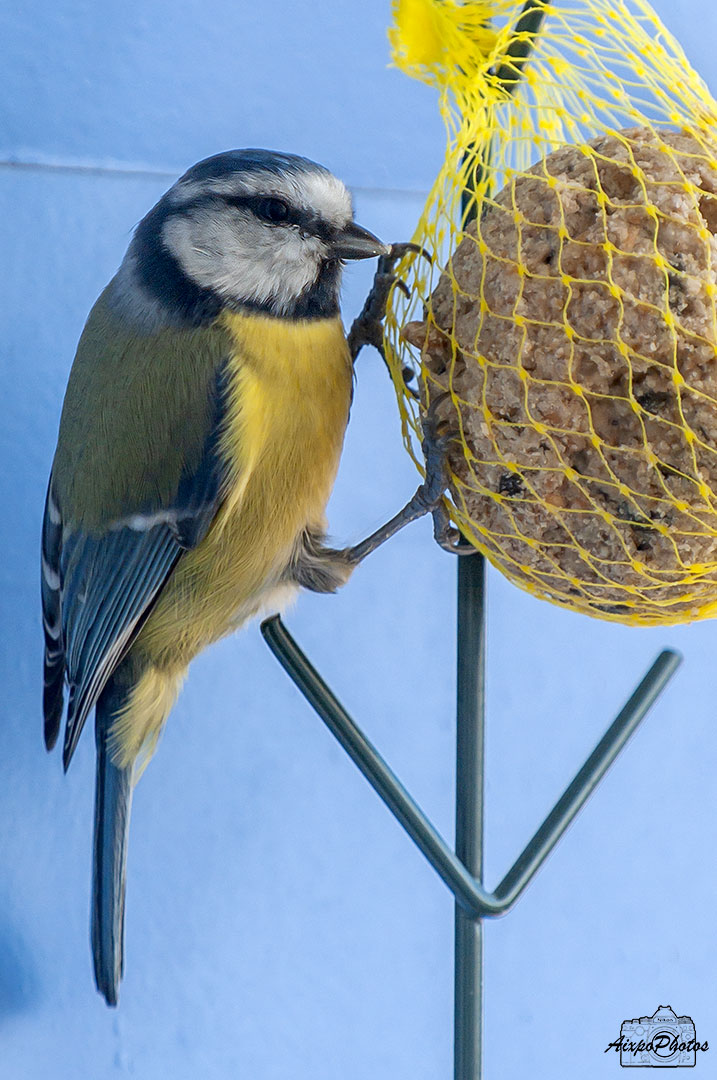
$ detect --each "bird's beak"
[332,222,390,261]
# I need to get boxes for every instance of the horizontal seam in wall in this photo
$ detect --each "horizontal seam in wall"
[0,158,426,199]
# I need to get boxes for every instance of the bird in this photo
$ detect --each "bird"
[40,147,425,1006]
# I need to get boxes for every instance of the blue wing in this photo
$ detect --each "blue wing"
[41,364,228,770]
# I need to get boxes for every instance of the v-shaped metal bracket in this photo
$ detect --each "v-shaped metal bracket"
[261,554,681,1078]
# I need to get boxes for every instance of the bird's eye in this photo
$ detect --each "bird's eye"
[255,197,290,225]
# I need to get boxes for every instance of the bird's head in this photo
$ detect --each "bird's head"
[113,149,388,328]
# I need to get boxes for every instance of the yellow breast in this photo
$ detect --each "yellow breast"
[135,310,353,670]
[218,310,353,528]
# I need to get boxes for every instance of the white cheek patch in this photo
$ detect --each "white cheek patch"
[163,210,325,313]
[157,157,355,315]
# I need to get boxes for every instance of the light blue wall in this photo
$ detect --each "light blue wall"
[2,2,717,1077]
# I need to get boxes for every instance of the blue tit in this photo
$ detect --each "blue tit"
[41,149,390,1005]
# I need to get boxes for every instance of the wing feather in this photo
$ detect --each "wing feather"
[42,351,230,769]
[61,525,182,769]
[41,482,65,750]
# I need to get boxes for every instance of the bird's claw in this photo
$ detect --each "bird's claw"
[431,505,478,555]
[384,241,432,267]
[419,398,477,555]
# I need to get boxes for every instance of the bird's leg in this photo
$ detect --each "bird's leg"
[335,244,476,564]
[338,400,476,566]
[348,242,427,395]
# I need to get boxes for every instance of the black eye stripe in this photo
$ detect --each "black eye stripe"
[222,194,336,241]
[169,191,338,243]
[247,196,291,224]
[258,197,289,223]
[224,194,296,225]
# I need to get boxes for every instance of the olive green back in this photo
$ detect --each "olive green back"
[53,288,230,532]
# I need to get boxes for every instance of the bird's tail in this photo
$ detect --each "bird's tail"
[92,680,134,1007]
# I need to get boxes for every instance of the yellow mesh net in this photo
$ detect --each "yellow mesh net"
[385,0,717,625]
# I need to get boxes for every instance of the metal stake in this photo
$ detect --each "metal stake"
[454,554,486,1079]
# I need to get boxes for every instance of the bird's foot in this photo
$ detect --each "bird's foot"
[421,403,479,555]
[341,396,466,565]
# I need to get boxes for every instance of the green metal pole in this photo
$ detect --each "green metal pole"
[454,554,486,1079]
